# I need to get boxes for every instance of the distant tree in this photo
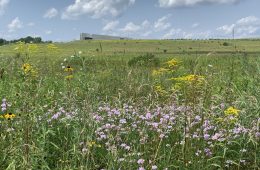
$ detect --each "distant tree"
[0,36,50,45]
[34,37,42,43]
[0,38,7,46]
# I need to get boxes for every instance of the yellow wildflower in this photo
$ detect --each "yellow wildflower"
[154,85,167,95]
[65,75,73,80]
[87,141,101,148]
[165,59,179,68]
[4,113,16,120]
[31,69,38,77]
[170,74,205,83]
[22,63,32,73]
[47,44,58,50]
[152,68,170,76]
[87,141,94,147]
[224,107,240,117]
[14,41,26,54]
[172,83,182,90]
[28,43,38,54]
[64,66,74,72]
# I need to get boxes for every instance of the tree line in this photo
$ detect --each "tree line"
[0,36,52,46]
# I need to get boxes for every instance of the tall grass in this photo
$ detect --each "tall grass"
[0,40,259,169]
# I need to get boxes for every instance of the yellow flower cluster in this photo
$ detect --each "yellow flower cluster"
[14,41,26,54]
[224,107,240,117]
[65,75,73,80]
[87,141,101,148]
[22,63,38,77]
[14,42,39,57]
[28,44,38,54]
[154,85,167,95]
[0,113,16,120]
[152,68,170,76]
[165,59,179,68]
[171,74,205,83]
[47,44,58,50]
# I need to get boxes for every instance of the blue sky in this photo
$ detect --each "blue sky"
[0,0,260,41]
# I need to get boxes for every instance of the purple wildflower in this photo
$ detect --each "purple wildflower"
[204,148,212,157]
[137,159,145,165]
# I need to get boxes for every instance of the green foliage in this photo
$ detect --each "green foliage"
[223,42,229,46]
[128,53,160,67]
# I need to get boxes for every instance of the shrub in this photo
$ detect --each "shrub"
[128,53,160,67]
[223,42,229,46]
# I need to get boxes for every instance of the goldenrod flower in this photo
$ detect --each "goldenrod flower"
[154,85,167,95]
[47,44,58,50]
[87,141,96,147]
[14,41,26,53]
[152,68,170,76]
[87,141,101,148]
[170,75,205,83]
[65,75,73,80]
[224,107,240,117]
[165,59,179,68]
[64,66,74,72]
[172,83,182,90]
[28,44,38,54]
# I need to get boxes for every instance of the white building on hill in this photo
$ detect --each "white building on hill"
[80,33,129,40]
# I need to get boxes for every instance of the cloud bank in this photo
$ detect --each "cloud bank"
[62,0,135,19]
[159,0,243,8]
[0,0,9,15]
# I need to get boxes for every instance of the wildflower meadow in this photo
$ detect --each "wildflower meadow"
[0,40,259,169]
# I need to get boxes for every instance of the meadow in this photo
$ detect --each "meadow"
[0,39,259,170]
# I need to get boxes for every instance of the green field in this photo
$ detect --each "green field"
[0,40,259,169]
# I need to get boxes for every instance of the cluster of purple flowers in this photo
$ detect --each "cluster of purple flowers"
[90,103,259,169]
[46,107,77,123]
[1,98,10,112]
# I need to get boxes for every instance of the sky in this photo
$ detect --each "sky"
[0,0,260,41]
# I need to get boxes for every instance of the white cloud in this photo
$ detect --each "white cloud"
[62,0,135,19]
[27,22,35,26]
[163,28,211,39]
[159,0,243,8]
[142,31,153,37]
[236,16,259,26]
[109,15,172,38]
[0,0,9,15]
[217,16,260,37]
[192,23,199,28]
[154,15,171,31]
[217,24,235,34]
[118,20,153,37]
[44,8,58,19]
[103,20,119,31]
[142,20,150,27]
[120,22,141,32]
[162,28,182,39]
[45,30,52,35]
[8,17,23,32]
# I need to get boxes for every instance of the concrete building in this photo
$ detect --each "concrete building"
[80,33,129,40]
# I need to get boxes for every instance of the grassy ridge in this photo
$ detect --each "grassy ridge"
[1,39,260,58]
